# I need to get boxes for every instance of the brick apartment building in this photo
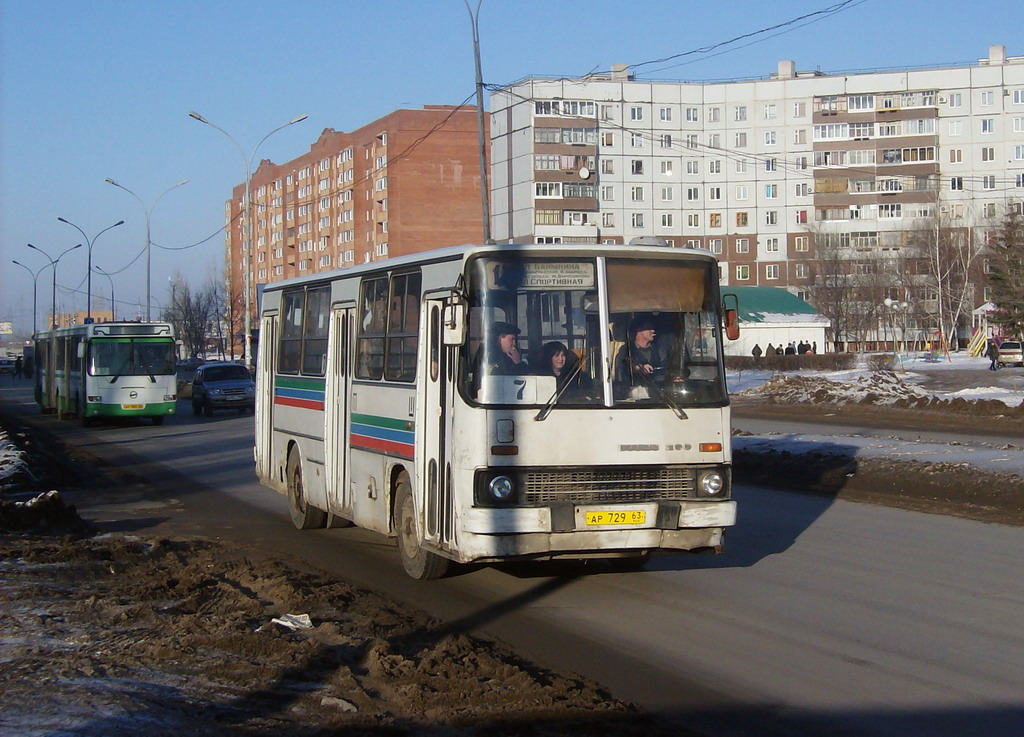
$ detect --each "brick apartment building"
[225,105,487,333]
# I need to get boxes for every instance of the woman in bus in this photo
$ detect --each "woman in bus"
[541,341,592,398]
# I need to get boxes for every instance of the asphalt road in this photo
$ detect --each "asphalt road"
[3,383,1024,737]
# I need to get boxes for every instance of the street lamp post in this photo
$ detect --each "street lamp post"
[27,242,83,328]
[93,266,116,321]
[464,0,492,244]
[11,259,46,336]
[57,218,124,322]
[883,297,911,370]
[189,111,308,364]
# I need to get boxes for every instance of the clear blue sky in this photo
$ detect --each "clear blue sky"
[0,0,1017,335]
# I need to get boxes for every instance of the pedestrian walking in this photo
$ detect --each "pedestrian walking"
[13,356,23,379]
[986,339,1000,371]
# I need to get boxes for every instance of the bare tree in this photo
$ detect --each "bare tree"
[164,275,220,359]
[985,205,1024,340]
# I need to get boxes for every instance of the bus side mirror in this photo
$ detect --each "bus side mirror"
[175,340,185,360]
[722,293,740,341]
[76,343,86,359]
[442,302,467,346]
[725,309,740,341]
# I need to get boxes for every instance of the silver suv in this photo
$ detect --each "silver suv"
[997,340,1023,368]
[191,362,255,416]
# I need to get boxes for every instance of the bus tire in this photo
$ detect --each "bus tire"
[287,448,326,530]
[152,416,165,426]
[395,474,449,580]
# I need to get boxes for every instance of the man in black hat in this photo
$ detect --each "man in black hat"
[615,316,664,388]
[484,321,529,376]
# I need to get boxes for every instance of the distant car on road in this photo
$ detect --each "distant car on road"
[190,362,255,416]
[997,340,1023,368]
[0,358,14,375]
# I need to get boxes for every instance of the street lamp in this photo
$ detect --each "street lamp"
[11,259,46,336]
[93,265,116,321]
[27,242,83,328]
[189,110,308,363]
[883,297,911,367]
[105,177,189,321]
[57,217,124,322]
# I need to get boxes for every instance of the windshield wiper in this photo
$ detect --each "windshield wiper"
[634,369,689,420]
[534,352,590,422]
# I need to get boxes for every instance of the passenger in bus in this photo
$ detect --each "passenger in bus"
[541,341,593,398]
[614,317,665,392]
[484,322,529,375]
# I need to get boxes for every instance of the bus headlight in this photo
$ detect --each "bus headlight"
[488,475,514,501]
[698,470,725,497]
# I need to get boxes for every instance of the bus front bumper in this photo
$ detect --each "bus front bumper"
[456,500,736,560]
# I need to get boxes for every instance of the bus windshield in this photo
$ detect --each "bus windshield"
[463,255,728,409]
[88,339,177,377]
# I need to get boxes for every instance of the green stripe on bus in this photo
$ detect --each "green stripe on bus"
[351,413,414,431]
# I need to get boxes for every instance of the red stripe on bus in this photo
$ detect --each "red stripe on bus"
[351,434,414,458]
[274,396,324,411]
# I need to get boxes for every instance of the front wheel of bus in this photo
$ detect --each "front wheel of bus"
[395,475,449,580]
[287,449,326,530]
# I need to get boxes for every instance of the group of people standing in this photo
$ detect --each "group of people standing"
[751,341,817,358]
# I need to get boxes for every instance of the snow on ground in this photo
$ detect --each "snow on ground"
[728,353,1024,479]
[728,352,1024,408]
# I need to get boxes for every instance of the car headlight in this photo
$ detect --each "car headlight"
[698,470,725,497]
[488,475,514,501]
[208,388,223,395]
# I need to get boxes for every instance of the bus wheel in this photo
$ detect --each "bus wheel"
[395,474,449,580]
[287,449,326,530]
[152,416,165,426]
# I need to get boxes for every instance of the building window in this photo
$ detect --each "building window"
[660,186,674,201]
[661,213,674,228]
[631,186,645,202]
[687,213,700,228]
[949,148,962,163]
[766,265,780,280]
[685,107,699,122]
[631,159,644,175]
[659,134,673,148]
[709,238,723,254]
[765,210,778,226]
[982,175,996,190]
[948,93,962,108]
[735,132,747,148]
[686,161,699,175]
[602,159,614,174]
[765,184,778,199]
[601,132,614,146]
[764,158,777,172]
[795,263,809,279]
[709,186,722,201]
[795,236,809,252]
[736,185,748,200]
[735,265,750,281]
[535,210,560,225]
[660,160,673,176]
[707,107,720,122]
[708,133,721,148]
[709,214,722,228]
[736,212,749,227]
[630,106,643,121]
[766,237,780,253]
[631,212,645,227]
[735,106,747,121]
[630,132,643,147]
[659,106,673,121]
[982,147,996,162]
[950,176,964,190]
[536,182,562,198]
[708,160,721,174]
[765,131,777,146]
[948,120,963,136]
[736,238,749,253]
[687,187,699,201]
[601,185,615,201]
[602,212,615,227]
[981,91,994,106]
[763,104,777,119]
[981,119,994,134]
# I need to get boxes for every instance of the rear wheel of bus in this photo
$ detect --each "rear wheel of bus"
[395,473,449,580]
[287,448,326,530]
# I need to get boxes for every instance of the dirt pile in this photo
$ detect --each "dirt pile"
[0,420,687,737]
[742,370,1024,417]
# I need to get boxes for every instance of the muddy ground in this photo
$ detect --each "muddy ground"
[0,419,695,737]
[3,370,1024,735]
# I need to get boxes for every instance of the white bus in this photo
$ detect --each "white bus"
[256,243,740,578]
[35,321,181,426]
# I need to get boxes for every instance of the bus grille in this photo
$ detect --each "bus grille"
[523,468,694,504]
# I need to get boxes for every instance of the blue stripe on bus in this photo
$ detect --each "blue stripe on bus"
[350,422,414,445]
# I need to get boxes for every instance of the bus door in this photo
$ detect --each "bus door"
[415,296,457,552]
[324,305,354,519]
[255,314,276,482]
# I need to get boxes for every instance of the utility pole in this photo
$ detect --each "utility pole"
[465,0,492,244]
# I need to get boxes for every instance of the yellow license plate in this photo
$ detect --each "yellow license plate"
[122,404,144,410]
[585,510,646,526]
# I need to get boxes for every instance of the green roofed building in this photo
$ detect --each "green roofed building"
[722,286,830,356]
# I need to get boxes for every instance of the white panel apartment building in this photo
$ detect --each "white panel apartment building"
[490,46,1023,327]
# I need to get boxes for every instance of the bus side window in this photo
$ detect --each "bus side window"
[357,277,387,380]
[385,271,421,382]
[301,286,330,376]
[278,290,304,374]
